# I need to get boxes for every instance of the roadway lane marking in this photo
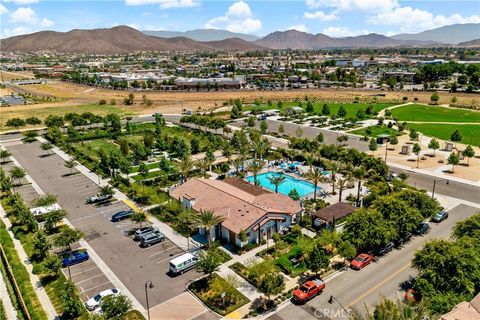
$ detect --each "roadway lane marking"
[347,262,411,308]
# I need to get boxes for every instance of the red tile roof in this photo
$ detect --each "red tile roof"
[170,178,302,234]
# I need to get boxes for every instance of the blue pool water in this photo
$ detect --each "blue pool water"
[246,172,319,197]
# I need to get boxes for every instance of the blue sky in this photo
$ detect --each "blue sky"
[1,0,479,38]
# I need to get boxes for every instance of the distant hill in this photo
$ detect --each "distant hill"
[457,39,480,47]
[255,30,437,49]
[143,29,259,42]
[392,23,480,45]
[0,26,265,53]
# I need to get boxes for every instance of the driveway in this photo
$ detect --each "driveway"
[5,140,203,310]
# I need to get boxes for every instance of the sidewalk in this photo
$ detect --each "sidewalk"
[0,269,18,320]
[0,204,58,320]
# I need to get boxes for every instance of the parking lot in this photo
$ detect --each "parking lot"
[6,140,203,310]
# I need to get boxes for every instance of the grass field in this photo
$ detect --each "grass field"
[408,123,480,146]
[392,104,480,123]
[350,125,400,137]
[72,139,119,162]
[1,103,134,131]
[248,102,394,118]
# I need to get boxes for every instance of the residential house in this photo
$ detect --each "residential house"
[313,202,356,232]
[170,178,302,247]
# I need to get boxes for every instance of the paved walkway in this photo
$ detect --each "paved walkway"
[0,204,58,320]
[0,268,18,320]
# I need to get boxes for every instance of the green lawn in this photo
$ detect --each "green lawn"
[350,125,400,137]
[72,139,119,162]
[392,104,480,123]
[131,170,166,181]
[130,162,159,173]
[247,102,394,118]
[408,123,480,146]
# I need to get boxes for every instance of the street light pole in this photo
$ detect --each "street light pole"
[145,280,154,320]
[328,295,351,316]
[432,178,449,199]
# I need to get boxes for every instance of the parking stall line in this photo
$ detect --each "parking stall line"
[80,280,112,293]
[75,273,105,285]
[155,251,184,264]
[148,245,178,258]
[69,266,99,277]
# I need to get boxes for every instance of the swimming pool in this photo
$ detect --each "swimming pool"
[246,172,319,197]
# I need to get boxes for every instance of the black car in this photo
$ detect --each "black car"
[111,210,133,222]
[431,211,449,223]
[377,242,395,256]
[395,232,413,247]
[414,222,430,235]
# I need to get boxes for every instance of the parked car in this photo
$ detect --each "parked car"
[139,231,165,247]
[350,253,375,270]
[431,211,448,223]
[111,210,133,222]
[395,232,413,247]
[292,278,326,303]
[169,253,198,275]
[61,250,89,267]
[85,193,112,204]
[85,288,120,311]
[414,222,430,235]
[133,226,159,241]
[377,242,395,256]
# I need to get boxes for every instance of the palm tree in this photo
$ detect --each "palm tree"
[176,156,194,183]
[306,167,326,201]
[64,159,78,175]
[252,139,271,160]
[0,149,12,163]
[305,152,315,171]
[336,176,352,202]
[196,157,213,178]
[353,166,366,206]
[9,166,26,186]
[328,161,340,195]
[177,209,198,249]
[131,211,147,229]
[267,174,286,193]
[196,210,225,247]
[233,158,242,176]
[247,160,264,186]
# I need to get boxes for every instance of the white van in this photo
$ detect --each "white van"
[169,253,198,275]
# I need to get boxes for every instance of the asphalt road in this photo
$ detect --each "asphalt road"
[270,204,479,320]
[5,140,202,309]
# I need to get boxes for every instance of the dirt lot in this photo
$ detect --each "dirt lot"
[0,71,35,81]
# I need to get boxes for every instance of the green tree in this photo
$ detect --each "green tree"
[177,155,194,183]
[60,280,84,318]
[196,210,225,247]
[64,159,78,175]
[247,117,255,127]
[337,241,356,263]
[428,138,440,157]
[337,105,347,117]
[409,129,418,141]
[195,250,222,276]
[413,143,421,168]
[450,129,462,146]
[295,127,303,138]
[453,212,480,240]
[100,295,132,319]
[267,174,286,193]
[430,92,440,104]
[278,123,285,135]
[321,103,330,115]
[0,149,12,163]
[44,115,64,128]
[9,166,26,186]
[389,135,398,150]
[260,120,268,134]
[306,101,314,113]
[25,116,42,129]
[247,160,264,185]
[288,188,300,201]
[32,231,51,260]
[44,210,66,234]
[306,168,326,201]
[138,162,149,182]
[369,138,378,154]
[447,152,459,173]
[40,141,53,156]
[306,243,330,275]
[196,157,213,178]
[42,253,62,278]
[54,227,83,252]
[131,211,147,229]
[258,273,285,302]
[462,145,475,166]
[6,118,26,132]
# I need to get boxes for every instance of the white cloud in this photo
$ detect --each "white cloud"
[127,23,140,30]
[10,6,36,23]
[125,0,199,9]
[369,6,480,33]
[4,0,39,4]
[2,26,33,38]
[306,0,398,13]
[287,25,308,32]
[40,17,53,27]
[0,4,9,15]
[322,26,370,37]
[205,1,262,34]
[303,10,337,21]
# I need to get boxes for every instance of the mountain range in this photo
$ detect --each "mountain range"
[1,23,478,54]
[392,23,480,45]
[143,29,259,42]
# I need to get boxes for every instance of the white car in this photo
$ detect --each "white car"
[85,288,121,311]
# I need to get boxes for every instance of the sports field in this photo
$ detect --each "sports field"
[408,123,480,146]
[391,104,480,123]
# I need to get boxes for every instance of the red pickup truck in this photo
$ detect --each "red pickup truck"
[292,278,326,303]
